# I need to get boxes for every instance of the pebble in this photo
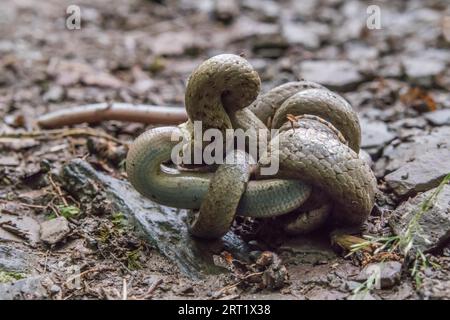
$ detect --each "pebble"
[385,148,450,197]
[389,184,450,252]
[282,23,328,49]
[0,245,31,273]
[0,276,52,300]
[424,109,450,126]
[298,60,365,91]
[402,57,446,86]
[356,261,402,289]
[360,119,396,157]
[40,217,71,245]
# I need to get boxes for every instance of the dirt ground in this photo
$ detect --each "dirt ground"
[1,0,450,300]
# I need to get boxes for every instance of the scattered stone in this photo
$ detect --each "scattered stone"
[360,119,396,157]
[0,276,52,300]
[349,291,379,300]
[305,287,348,300]
[385,148,450,197]
[61,159,252,279]
[402,57,446,87]
[0,155,19,166]
[43,86,64,102]
[420,278,450,300]
[40,217,71,245]
[389,117,427,130]
[150,31,203,56]
[0,228,21,243]
[389,184,450,252]
[0,245,32,273]
[380,126,450,176]
[48,60,123,89]
[424,109,450,126]
[230,17,278,42]
[356,261,402,289]
[0,138,39,151]
[282,23,328,49]
[212,0,239,24]
[298,60,366,91]
[278,236,337,265]
[379,56,403,79]
[49,284,61,295]
[0,214,41,244]
[378,282,416,300]
[241,0,280,22]
[251,33,288,58]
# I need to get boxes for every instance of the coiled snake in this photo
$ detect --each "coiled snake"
[126,54,377,239]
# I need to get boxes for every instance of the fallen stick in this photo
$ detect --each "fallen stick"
[37,103,188,128]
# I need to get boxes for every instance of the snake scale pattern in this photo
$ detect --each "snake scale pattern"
[126,54,377,239]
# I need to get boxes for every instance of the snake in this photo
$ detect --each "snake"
[126,54,377,239]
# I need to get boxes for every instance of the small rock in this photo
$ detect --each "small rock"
[40,217,71,245]
[424,109,450,126]
[349,291,379,300]
[278,236,337,265]
[402,57,446,87]
[420,278,450,300]
[380,126,450,176]
[241,0,280,22]
[0,276,52,300]
[212,0,239,24]
[346,280,362,291]
[0,245,31,273]
[150,31,202,56]
[0,214,41,244]
[297,60,365,91]
[49,60,123,89]
[305,287,348,300]
[389,117,427,130]
[43,86,64,102]
[49,284,61,294]
[389,184,450,252]
[379,282,415,300]
[361,119,396,157]
[356,261,402,289]
[282,23,328,49]
[251,33,288,58]
[0,155,20,166]
[229,17,278,42]
[385,149,450,197]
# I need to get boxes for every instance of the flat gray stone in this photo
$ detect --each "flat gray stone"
[356,261,402,289]
[380,126,450,176]
[424,109,450,126]
[278,235,337,265]
[402,57,446,86]
[282,23,328,49]
[40,217,70,245]
[389,184,450,252]
[361,119,396,156]
[0,245,31,273]
[0,213,41,244]
[298,60,365,91]
[0,276,51,300]
[61,159,252,279]
[385,148,450,197]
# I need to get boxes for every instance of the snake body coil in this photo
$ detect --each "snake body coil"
[126,54,377,239]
